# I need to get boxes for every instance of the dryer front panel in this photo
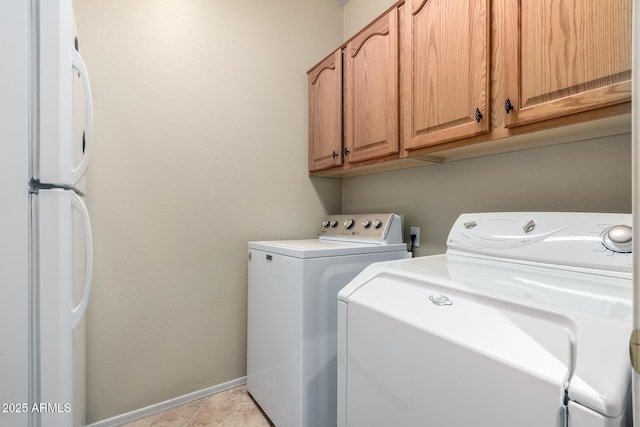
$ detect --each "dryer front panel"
[341,275,573,427]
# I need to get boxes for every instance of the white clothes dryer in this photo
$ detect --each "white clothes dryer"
[338,212,632,427]
[247,213,409,427]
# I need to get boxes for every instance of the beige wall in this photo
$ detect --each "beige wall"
[342,0,393,39]
[73,0,343,422]
[342,134,632,256]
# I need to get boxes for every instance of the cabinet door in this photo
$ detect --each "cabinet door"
[308,50,342,172]
[504,0,632,127]
[402,0,490,151]
[344,9,399,163]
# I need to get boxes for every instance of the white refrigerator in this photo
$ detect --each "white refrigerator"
[0,0,94,426]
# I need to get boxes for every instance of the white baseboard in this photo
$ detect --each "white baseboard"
[86,376,247,427]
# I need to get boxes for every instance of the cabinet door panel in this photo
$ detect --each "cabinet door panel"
[344,9,399,164]
[308,50,342,172]
[403,0,490,150]
[504,0,631,127]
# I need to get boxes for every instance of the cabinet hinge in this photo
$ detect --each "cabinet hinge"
[630,329,640,373]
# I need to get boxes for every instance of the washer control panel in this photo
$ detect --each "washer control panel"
[447,212,632,273]
[318,213,404,244]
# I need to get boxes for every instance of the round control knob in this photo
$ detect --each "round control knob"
[344,219,355,229]
[362,220,372,229]
[372,219,383,229]
[330,220,339,228]
[602,224,632,253]
[321,220,330,228]
[608,225,632,243]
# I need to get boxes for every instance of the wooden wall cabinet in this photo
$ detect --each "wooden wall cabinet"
[502,0,632,128]
[308,50,342,172]
[343,8,399,163]
[308,8,405,175]
[307,0,632,176]
[402,0,490,151]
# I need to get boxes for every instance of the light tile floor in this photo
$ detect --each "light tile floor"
[122,386,272,427]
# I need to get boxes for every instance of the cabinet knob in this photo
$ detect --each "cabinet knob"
[475,108,483,123]
[343,147,350,156]
[331,150,338,159]
[505,98,514,114]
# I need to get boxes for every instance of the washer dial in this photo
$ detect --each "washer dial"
[602,224,632,253]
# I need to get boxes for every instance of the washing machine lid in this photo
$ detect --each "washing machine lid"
[248,239,408,259]
[249,213,407,258]
[339,254,632,418]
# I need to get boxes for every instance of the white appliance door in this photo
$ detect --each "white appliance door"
[633,0,640,423]
[342,275,574,427]
[37,189,93,427]
[0,1,30,425]
[38,0,93,187]
[247,251,304,427]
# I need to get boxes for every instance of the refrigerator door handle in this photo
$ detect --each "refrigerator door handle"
[71,49,94,185]
[70,191,93,329]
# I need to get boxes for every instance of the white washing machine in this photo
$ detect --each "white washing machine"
[338,212,633,427]
[247,213,409,427]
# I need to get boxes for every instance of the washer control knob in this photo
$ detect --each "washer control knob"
[344,219,355,229]
[321,220,330,228]
[372,219,383,229]
[362,220,372,229]
[608,225,632,243]
[603,224,632,253]
[330,220,339,228]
